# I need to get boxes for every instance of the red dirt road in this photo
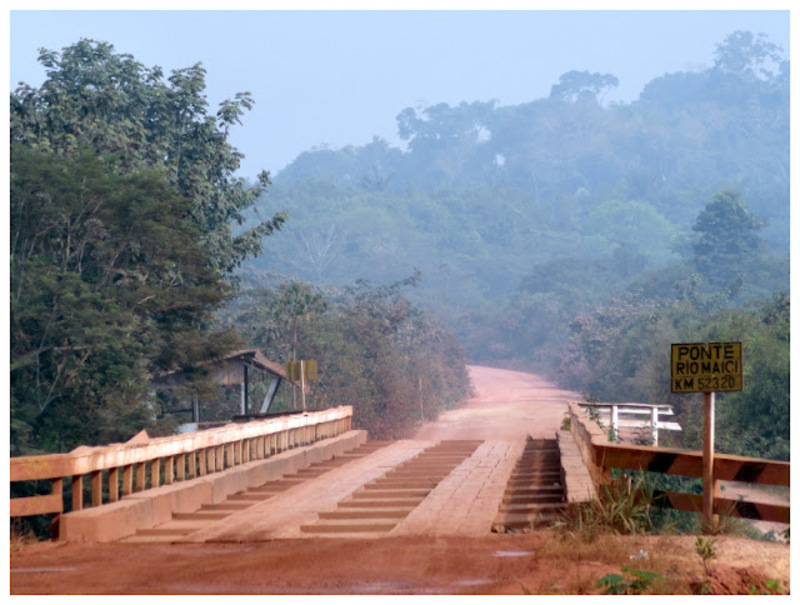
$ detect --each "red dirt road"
[8,366,790,595]
[414,365,578,441]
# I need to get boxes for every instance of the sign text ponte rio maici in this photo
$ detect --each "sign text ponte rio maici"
[670,342,743,529]
[670,342,743,394]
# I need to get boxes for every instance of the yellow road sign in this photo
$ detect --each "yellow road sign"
[671,342,743,393]
[286,360,318,381]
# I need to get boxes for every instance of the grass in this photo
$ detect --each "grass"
[10,519,40,552]
[553,474,660,541]
[538,471,790,594]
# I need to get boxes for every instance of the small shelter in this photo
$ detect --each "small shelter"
[151,349,305,428]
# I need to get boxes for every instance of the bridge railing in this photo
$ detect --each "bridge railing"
[9,406,353,527]
[575,402,681,446]
[568,402,789,525]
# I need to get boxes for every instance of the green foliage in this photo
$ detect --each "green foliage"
[597,567,663,595]
[691,189,766,289]
[714,31,786,81]
[10,146,242,453]
[11,38,286,274]
[549,70,619,103]
[555,474,659,541]
[694,537,718,575]
[748,578,787,595]
[10,39,287,453]
[227,275,472,439]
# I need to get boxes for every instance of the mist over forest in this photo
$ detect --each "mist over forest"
[10,31,788,465]
[242,30,789,458]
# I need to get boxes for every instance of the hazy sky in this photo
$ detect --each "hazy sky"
[8,5,791,179]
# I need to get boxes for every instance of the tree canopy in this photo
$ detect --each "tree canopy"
[10,40,285,453]
[11,39,286,274]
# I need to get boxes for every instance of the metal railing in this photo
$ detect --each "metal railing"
[10,406,353,527]
[568,402,789,524]
[575,401,681,446]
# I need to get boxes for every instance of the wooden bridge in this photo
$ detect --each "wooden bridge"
[9,401,789,543]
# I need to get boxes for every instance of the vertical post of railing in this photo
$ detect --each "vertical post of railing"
[150,458,161,489]
[177,454,186,481]
[162,457,172,485]
[122,464,133,496]
[198,449,207,476]
[216,445,224,471]
[72,475,83,511]
[136,462,146,492]
[51,478,63,537]
[186,452,196,479]
[109,468,120,502]
[651,407,659,446]
[91,470,102,506]
[611,405,619,441]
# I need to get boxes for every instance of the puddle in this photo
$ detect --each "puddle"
[492,550,535,558]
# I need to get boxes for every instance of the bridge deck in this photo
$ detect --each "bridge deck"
[164,438,524,541]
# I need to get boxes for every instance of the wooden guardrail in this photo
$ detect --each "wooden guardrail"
[568,402,789,524]
[10,406,353,527]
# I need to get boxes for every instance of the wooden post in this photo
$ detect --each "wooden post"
[108,468,119,503]
[300,360,307,411]
[703,391,716,530]
[150,458,161,489]
[164,456,174,485]
[136,462,146,492]
[216,445,224,471]
[611,405,619,441]
[91,470,103,506]
[72,475,84,511]
[207,447,216,473]
[51,478,63,538]
[122,464,133,496]
[186,452,196,479]
[198,449,207,476]
[241,364,249,416]
[651,407,659,446]
[177,453,186,481]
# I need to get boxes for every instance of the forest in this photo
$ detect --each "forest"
[10,31,789,464]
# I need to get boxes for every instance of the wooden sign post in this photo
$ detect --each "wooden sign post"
[671,342,743,529]
[702,390,716,529]
[286,360,318,412]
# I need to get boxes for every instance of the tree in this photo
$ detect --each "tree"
[233,282,328,362]
[10,38,285,274]
[549,70,619,103]
[228,274,471,439]
[691,189,766,288]
[713,30,785,82]
[10,146,243,453]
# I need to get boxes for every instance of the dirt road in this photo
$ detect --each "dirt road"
[414,365,577,441]
[9,366,790,595]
